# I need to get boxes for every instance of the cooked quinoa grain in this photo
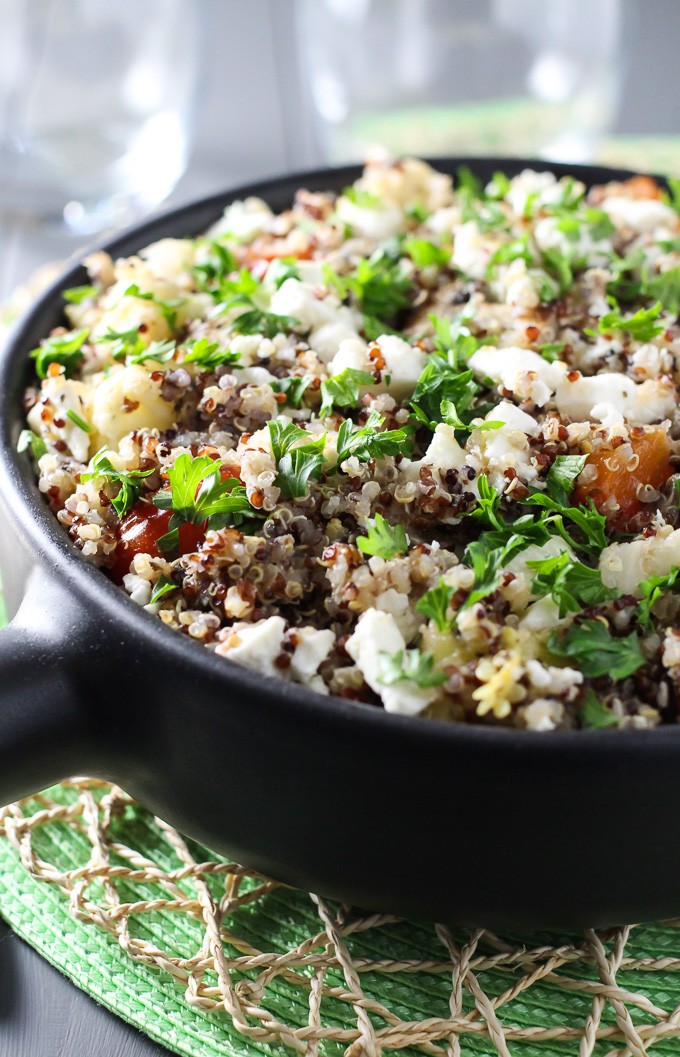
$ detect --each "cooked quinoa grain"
[22,158,680,729]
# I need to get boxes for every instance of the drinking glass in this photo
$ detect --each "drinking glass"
[295,0,621,165]
[0,0,199,236]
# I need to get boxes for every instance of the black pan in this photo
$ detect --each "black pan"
[0,158,676,930]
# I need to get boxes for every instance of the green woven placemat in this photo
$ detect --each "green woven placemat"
[2,781,680,1057]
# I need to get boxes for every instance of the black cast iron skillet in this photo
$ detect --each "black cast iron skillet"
[0,158,676,930]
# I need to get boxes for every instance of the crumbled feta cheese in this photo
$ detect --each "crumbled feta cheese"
[345,608,440,716]
[216,615,286,676]
[452,221,498,279]
[207,197,273,242]
[422,424,466,471]
[468,345,564,406]
[555,372,676,424]
[484,400,541,436]
[600,526,680,597]
[290,627,334,684]
[269,278,343,333]
[328,337,371,377]
[601,196,677,234]
[375,334,426,400]
[335,197,403,240]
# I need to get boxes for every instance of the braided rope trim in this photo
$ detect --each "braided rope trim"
[1,780,680,1057]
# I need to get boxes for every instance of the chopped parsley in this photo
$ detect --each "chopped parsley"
[458,530,531,614]
[149,575,177,605]
[126,339,178,366]
[319,367,374,416]
[17,429,47,460]
[416,579,455,631]
[65,409,92,433]
[31,328,89,379]
[466,474,504,531]
[154,453,260,552]
[357,513,408,560]
[589,300,665,342]
[345,251,412,328]
[183,338,241,369]
[521,490,607,558]
[216,268,300,338]
[485,236,533,277]
[636,566,680,630]
[663,177,680,216]
[341,185,381,208]
[270,375,314,408]
[539,247,575,298]
[410,363,484,433]
[538,341,566,363]
[545,454,588,506]
[643,267,680,317]
[192,240,238,294]
[268,418,327,499]
[580,689,618,729]
[123,284,184,329]
[62,284,97,304]
[335,410,410,465]
[527,551,620,617]
[377,648,446,688]
[547,619,646,679]
[403,238,450,269]
[80,450,154,518]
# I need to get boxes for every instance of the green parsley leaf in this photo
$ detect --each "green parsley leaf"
[270,375,313,408]
[30,328,89,379]
[126,339,178,365]
[545,454,588,506]
[269,257,302,289]
[538,341,566,363]
[663,176,680,215]
[149,575,177,606]
[341,185,381,208]
[357,512,409,560]
[580,689,618,729]
[456,166,483,198]
[92,326,145,361]
[377,648,446,689]
[540,247,574,297]
[416,578,455,631]
[658,237,680,253]
[440,399,501,433]
[428,312,493,371]
[153,453,260,551]
[589,300,664,342]
[228,307,300,339]
[410,363,483,433]
[643,267,680,317]
[486,171,511,200]
[459,532,528,613]
[636,566,680,630]
[527,551,620,617]
[81,449,154,518]
[521,491,607,558]
[66,409,92,433]
[267,419,327,499]
[319,367,374,416]
[192,241,238,294]
[215,268,300,338]
[466,474,505,530]
[406,202,429,224]
[336,410,410,465]
[606,248,645,302]
[485,236,533,277]
[123,283,184,329]
[17,429,47,460]
[344,252,412,325]
[403,238,450,269]
[547,619,645,679]
[183,338,241,369]
[62,284,97,304]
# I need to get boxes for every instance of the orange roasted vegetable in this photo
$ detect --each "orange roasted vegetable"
[574,428,673,530]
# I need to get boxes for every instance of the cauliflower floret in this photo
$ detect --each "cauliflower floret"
[91,364,176,447]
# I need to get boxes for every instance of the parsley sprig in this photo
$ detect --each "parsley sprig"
[153,453,261,552]
[636,566,680,629]
[547,619,645,679]
[80,449,154,517]
[31,328,89,378]
[336,410,410,465]
[416,579,456,631]
[217,269,300,338]
[319,368,374,416]
[527,551,620,617]
[357,513,409,560]
[377,649,446,688]
[268,418,327,499]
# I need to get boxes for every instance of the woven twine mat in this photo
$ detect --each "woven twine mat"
[2,782,680,1057]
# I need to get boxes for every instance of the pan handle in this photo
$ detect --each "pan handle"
[0,567,94,805]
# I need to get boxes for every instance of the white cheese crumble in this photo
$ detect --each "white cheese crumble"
[345,608,440,716]
[599,526,680,597]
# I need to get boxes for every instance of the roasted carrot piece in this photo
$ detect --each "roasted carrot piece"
[574,429,673,530]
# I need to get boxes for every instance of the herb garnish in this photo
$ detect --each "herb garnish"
[216,269,300,338]
[65,409,92,433]
[81,450,154,518]
[636,566,680,630]
[31,328,89,379]
[319,367,374,416]
[416,578,456,631]
[580,689,618,729]
[357,513,409,560]
[153,453,260,552]
[149,575,177,606]
[63,284,97,304]
[547,619,645,679]
[183,338,241,369]
[335,410,410,465]
[403,238,450,269]
[123,284,184,330]
[588,300,664,342]
[267,419,327,499]
[17,429,47,460]
[377,649,446,688]
[527,551,620,617]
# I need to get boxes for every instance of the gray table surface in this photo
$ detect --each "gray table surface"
[0,920,174,1056]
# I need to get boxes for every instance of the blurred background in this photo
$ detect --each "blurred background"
[1,0,679,320]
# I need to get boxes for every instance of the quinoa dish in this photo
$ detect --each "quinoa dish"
[21,158,680,731]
